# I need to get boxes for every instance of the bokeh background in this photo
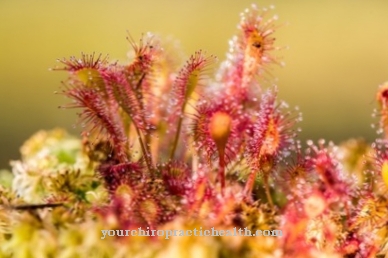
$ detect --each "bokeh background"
[1,0,388,169]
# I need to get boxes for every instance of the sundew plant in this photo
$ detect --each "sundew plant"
[1,4,388,258]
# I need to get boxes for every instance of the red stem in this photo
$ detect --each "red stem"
[218,149,226,193]
[244,169,257,198]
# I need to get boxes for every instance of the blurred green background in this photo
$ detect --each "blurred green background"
[1,0,388,169]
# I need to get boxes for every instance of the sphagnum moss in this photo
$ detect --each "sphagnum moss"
[1,4,388,258]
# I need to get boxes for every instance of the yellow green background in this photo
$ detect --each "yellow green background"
[1,0,388,168]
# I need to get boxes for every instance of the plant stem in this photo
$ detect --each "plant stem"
[135,74,154,167]
[134,125,153,174]
[192,139,198,172]
[218,149,226,193]
[263,174,274,208]
[244,169,257,198]
[169,105,184,161]
[244,170,274,208]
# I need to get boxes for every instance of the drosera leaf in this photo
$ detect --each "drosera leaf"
[168,51,217,160]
